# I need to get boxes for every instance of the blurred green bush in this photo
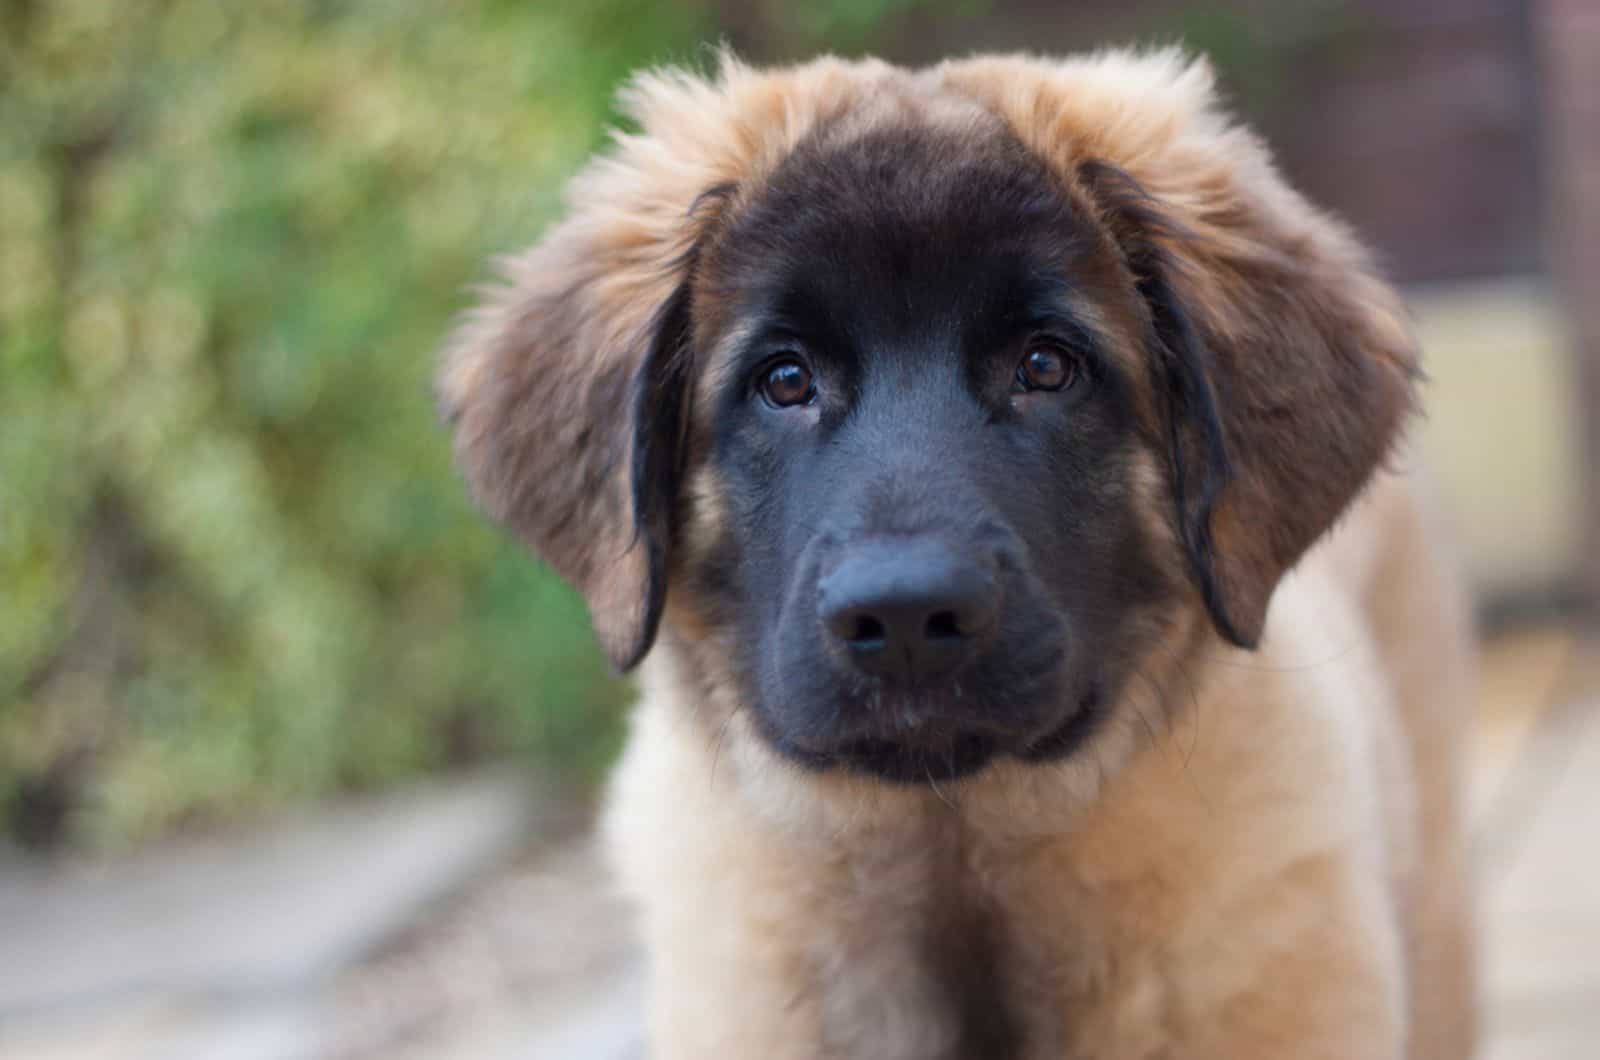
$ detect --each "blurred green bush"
[0,0,711,847]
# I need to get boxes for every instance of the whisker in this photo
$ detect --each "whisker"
[925,760,958,812]
[708,708,737,790]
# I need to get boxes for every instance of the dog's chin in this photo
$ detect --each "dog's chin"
[761,685,1107,785]
[811,731,1001,783]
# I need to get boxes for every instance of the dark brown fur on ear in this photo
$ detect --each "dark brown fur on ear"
[437,199,714,672]
[437,264,679,670]
[1079,158,1418,647]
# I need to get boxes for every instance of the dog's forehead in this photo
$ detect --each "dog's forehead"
[717,117,1075,282]
[689,114,1128,389]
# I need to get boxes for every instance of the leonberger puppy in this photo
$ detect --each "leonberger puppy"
[440,49,1477,1060]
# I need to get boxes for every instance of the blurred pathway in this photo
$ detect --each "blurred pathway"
[1474,627,1600,1059]
[0,769,550,1060]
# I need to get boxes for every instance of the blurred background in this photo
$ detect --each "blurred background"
[1,1,1595,1058]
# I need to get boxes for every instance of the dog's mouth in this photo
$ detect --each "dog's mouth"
[774,686,1106,784]
[831,730,999,783]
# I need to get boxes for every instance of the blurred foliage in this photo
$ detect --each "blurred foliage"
[0,0,712,847]
[757,0,990,53]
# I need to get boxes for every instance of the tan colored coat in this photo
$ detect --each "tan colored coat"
[608,466,1475,1059]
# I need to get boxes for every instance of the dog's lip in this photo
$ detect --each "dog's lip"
[777,685,1106,784]
[1017,682,1104,760]
[832,731,998,782]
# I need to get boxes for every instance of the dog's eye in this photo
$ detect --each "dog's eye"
[758,355,816,409]
[1014,342,1080,393]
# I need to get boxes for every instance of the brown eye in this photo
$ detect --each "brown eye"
[1015,342,1079,392]
[759,355,815,408]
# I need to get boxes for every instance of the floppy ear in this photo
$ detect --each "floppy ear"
[436,106,740,673]
[1068,71,1417,647]
[941,50,1417,647]
[437,219,700,672]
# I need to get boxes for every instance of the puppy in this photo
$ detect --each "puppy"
[440,49,1477,1060]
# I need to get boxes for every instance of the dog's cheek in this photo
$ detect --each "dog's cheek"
[675,465,737,602]
[667,460,806,738]
[1123,447,1186,579]
[757,542,843,746]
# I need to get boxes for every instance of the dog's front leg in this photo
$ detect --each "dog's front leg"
[635,875,961,1060]
[1171,853,1408,1060]
[608,703,960,1060]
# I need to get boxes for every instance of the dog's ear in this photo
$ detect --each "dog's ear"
[437,217,704,672]
[436,118,740,673]
[943,51,1418,647]
[1069,91,1416,647]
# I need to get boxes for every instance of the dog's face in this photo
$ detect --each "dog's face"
[686,123,1174,780]
[440,52,1417,789]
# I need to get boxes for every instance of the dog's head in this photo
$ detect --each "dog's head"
[440,51,1416,785]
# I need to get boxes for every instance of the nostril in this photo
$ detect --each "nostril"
[818,540,1001,679]
[850,614,887,649]
[924,610,964,641]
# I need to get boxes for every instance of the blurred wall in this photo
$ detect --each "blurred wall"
[1411,281,1582,606]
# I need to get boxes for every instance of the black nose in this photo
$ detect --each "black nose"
[818,539,999,683]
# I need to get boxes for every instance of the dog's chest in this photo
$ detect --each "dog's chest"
[810,859,1025,1060]
[809,827,1129,1060]
[811,831,1182,1060]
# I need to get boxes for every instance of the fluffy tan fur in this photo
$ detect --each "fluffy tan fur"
[443,47,1477,1059]
[610,466,1475,1059]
